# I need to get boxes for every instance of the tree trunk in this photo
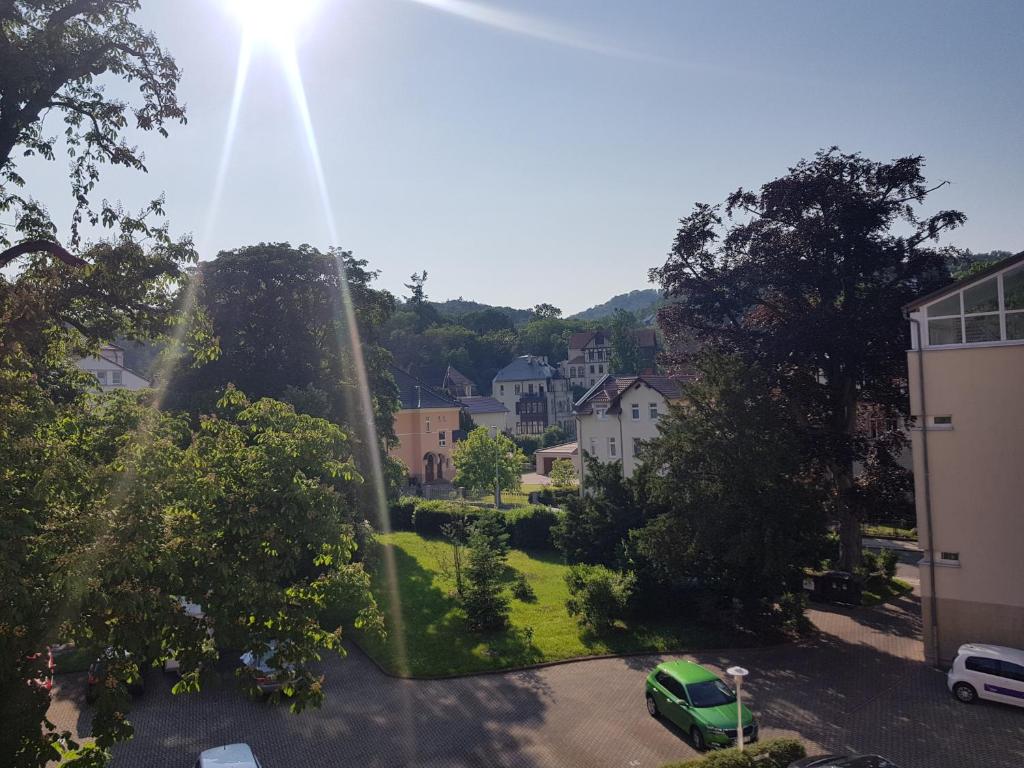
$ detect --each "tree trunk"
[833,460,861,572]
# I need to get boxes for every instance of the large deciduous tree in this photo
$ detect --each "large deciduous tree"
[0,0,186,262]
[651,148,963,570]
[451,427,525,505]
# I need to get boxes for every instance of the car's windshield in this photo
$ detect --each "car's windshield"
[686,679,736,708]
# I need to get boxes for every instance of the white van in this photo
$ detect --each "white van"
[195,743,262,768]
[947,643,1024,708]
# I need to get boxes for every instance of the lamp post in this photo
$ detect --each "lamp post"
[726,666,749,751]
[491,425,501,508]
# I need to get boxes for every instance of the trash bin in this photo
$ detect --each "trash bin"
[803,570,863,605]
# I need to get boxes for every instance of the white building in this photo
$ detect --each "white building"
[492,355,574,436]
[459,395,509,435]
[574,374,683,481]
[75,344,151,391]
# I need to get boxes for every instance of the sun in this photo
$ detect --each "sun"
[223,0,321,51]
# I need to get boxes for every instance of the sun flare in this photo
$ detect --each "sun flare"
[223,0,320,50]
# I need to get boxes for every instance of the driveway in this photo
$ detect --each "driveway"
[49,593,1023,767]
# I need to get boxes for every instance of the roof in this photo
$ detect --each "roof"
[441,365,474,390]
[458,396,508,415]
[198,743,258,768]
[534,441,578,456]
[657,660,718,685]
[903,250,1024,311]
[493,355,559,383]
[956,643,1024,663]
[391,365,461,410]
[574,374,684,415]
[565,355,585,365]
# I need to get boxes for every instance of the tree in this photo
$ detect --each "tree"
[462,513,511,631]
[629,354,825,628]
[651,148,964,570]
[403,270,440,331]
[531,302,562,319]
[166,243,399,442]
[451,427,525,505]
[609,309,643,374]
[540,424,568,448]
[554,455,644,567]
[548,458,578,489]
[1,0,187,264]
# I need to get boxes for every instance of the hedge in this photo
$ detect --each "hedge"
[385,498,563,550]
[661,738,805,768]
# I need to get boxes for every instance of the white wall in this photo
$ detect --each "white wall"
[577,382,669,478]
[76,355,150,391]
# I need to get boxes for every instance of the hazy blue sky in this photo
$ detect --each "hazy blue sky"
[21,0,1024,313]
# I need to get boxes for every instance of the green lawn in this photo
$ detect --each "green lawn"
[355,532,748,678]
[861,523,917,541]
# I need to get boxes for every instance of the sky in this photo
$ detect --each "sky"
[18,0,1024,314]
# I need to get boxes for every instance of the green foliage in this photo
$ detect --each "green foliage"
[166,243,399,441]
[548,458,578,489]
[411,500,482,537]
[609,309,644,374]
[452,427,525,496]
[554,455,645,567]
[504,506,563,550]
[511,572,537,602]
[463,515,511,631]
[1,0,187,256]
[540,424,569,448]
[661,738,806,768]
[565,564,635,630]
[652,148,964,571]
[389,496,418,531]
[629,354,825,629]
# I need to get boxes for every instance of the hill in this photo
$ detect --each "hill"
[428,298,534,325]
[569,288,661,321]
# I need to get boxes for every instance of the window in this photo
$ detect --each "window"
[514,384,521,395]
[95,370,107,384]
[965,656,1000,675]
[633,437,642,455]
[598,365,604,374]
[111,370,122,386]
[934,415,952,425]
[589,437,597,456]
[940,551,960,562]
[657,673,686,700]
[438,431,446,447]
[924,266,1024,346]
[425,417,431,432]
[500,385,504,395]
[608,437,617,457]
[1000,661,1024,683]
[631,404,640,420]
[528,383,535,394]
[596,408,607,420]
[589,365,595,374]
[649,402,659,419]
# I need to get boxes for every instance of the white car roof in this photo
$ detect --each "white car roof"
[957,643,1024,663]
[199,743,258,767]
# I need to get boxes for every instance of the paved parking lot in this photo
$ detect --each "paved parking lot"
[49,590,1024,767]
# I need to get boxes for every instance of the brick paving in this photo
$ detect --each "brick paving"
[49,591,1024,767]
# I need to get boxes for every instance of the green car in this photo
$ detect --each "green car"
[645,661,758,751]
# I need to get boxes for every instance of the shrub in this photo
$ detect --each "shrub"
[661,738,805,768]
[505,506,563,550]
[533,487,577,509]
[877,547,899,579]
[412,500,482,537]
[565,564,635,629]
[388,497,417,531]
[511,571,536,602]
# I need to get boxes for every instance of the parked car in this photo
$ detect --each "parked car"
[195,743,262,768]
[86,648,144,703]
[645,660,758,751]
[164,597,211,676]
[789,757,899,767]
[240,641,296,696]
[947,643,1024,707]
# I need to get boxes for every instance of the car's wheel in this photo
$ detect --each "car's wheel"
[645,693,659,718]
[690,726,706,752]
[953,681,977,704]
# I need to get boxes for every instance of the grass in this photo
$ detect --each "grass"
[861,523,917,541]
[355,531,749,678]
[862,576,913,606]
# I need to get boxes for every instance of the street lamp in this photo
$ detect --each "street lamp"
[726,666,749,751]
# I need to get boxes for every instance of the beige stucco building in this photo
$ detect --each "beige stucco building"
[574,374,683,482]
[389,365,462,485]
[904,251,1024,665]
[492,355,574,436]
